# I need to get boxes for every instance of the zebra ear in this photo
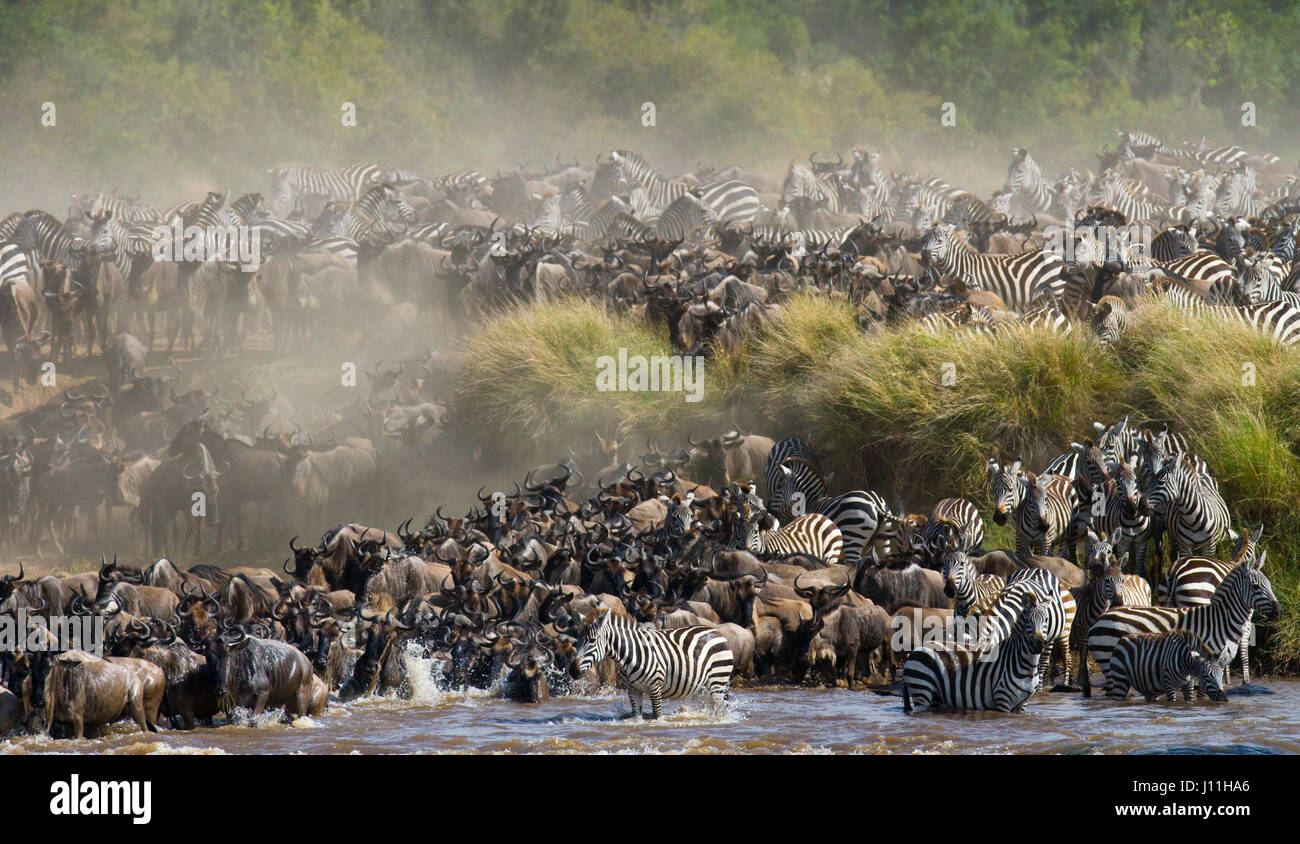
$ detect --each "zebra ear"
[1255,549,1267,570]
[1251,523,1263,543]
[987,458,1000,476]
[1011,460,1022,475]
[1087,528,1099,543]
[1093,422,1106,435]
[1117,552,1129,567]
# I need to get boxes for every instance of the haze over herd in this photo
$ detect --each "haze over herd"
[0,125,1296,747]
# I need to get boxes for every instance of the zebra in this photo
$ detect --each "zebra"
[572,609,733,719]
[1086,554,1279,680]
[917,498,985,553]
[986,458,1024,526]
[1104,629,1228,701]
[735,508,843,565]
[1001,567,1075,685]
[9,210,85,265]
[1003,148,1055,216]
[1158,526,1265,684]
[0,242,32,284]
[902,597,1057,713]
[781,161,844,212]
[267,162,381,214]
[1145,452,1231,573]
[652,191,716,241]
[767,452,896,562]
[939,549,1003,617]
[1155,282,1300,346]
[326,184,415,241]
[1088,455,1151,570]
[1117,130,1170,159]
[1238,251,1300,307]
[1149,224,1197,261]
[1073,547,1128,693]
[610,151,758,225]
[920,223,1066,311]
[1087,170,1169,224]
[641,493,698,546]
[1013,472,1080,563]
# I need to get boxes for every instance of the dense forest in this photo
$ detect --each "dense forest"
[3,0,1297,206]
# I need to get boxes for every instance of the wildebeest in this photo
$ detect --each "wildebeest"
[43,650,166,738]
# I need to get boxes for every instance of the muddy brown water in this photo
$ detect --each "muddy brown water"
[3,648,1297,755]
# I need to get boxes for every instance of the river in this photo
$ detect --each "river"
[3,650,1297,755]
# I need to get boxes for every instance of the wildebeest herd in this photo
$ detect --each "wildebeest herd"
[0,129,1294,736]
[0,414,1284,737]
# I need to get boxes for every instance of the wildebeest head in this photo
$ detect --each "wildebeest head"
[200,626,249,702]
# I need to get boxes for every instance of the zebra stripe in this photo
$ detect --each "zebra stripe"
[1158,530,1264,684]
[573,610,733,719]
[919,498,985,553]
[611,151,758,225]
[940,549,1003,617]
[921,223,1066,310]
[766,445,896,562]
[1104,629,1228,701]
[902,598,1057,712]
[1086,556,1279,680]
[0,242,31,284]
[740,511,844,565]
[1013,472,1079,562]
[268,162,381,211]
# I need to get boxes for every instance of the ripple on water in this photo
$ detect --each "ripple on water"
[3,679,1298,755]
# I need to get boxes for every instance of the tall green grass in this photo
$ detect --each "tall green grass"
[457,293,1300,672]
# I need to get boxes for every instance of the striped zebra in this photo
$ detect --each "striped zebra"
[267,162,380,213]
[1001,567,1076,684]
[1088,456,1151,569]
[902,597,1057,713]
[1117,130,1170,158]
[1072,552,1126,693]
[764,437,818,517]
[1003,148,1055,216]
[1086,554,1279,680]
[641,493,698,545]
[1149,250,1238,302]
[782,161,845,212]
[1155,282,1300,346]
[652,192,716,241]
[917,498,985,553]
[1104,630,1228,701]
[0,242,32,284]
[1013,472,1080,563]
[1158,526,1264,684]
[1149,224,1197,261]
[1237,251,1300,307]
[767,451,897,562]
[1145,452,1231,572]
[1216,166,1263,219]
[9,210,85,265]
[572,609,733,719]
[986,458,1024,526]
[610,151,758,226]
[323,184,415,241]
[940,549,1003,616]
[1087,171,1169,224]
[921,223,1066,311]
[736,509,843,565]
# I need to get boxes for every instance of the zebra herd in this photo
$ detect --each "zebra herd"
[895,415,1281,712]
